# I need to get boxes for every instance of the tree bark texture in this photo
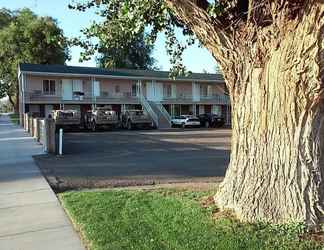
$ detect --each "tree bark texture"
[167,0,324,227]
[216,2,324,228]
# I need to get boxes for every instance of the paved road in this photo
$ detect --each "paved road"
[0,114,84,250]
[35,129,231,191]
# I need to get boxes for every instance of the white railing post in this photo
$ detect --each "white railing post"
[158,104,171,125]
[59,128,63,155]
[139,94,159,127]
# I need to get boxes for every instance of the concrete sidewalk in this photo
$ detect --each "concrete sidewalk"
[0,114,84,250]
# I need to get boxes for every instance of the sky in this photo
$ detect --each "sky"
[0,0,217,73]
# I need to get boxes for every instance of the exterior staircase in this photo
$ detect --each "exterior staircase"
[139,94,171,129]
[148,101,171,129]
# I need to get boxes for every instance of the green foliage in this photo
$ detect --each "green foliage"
[97,32,156,70]
[69,0,196,75]
[207,2,225,18]
[0,8,69,101]
[60,189,322,250]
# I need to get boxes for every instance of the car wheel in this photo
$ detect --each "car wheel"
[205,121,210,128]
[181,123,186,129]
[171,122,175,128]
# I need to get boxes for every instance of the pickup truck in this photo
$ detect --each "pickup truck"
[52,110,81,129]
[121,110,154,130]
[84,107,120,131]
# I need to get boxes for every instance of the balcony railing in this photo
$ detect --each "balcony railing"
[24,90,230,105]
[162,94,230,104]
[95,92,139,102]
[200,94,230,104]
[24,91,62,103]
[24,91,93,103]
[163,93,193,100]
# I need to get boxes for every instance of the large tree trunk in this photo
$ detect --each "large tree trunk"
[215,4,324,228]
[166,0,324,228]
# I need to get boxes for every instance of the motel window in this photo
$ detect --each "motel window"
[131,83,138,97]
[164,84,172,97]
[115,85,120,93]
[200,85,208,97]
[43,80,56,95]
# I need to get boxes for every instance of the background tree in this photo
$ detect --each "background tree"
[97,32,156,69]
[70,0,324,229]
[0,8,69,110]
[71,6,156,70]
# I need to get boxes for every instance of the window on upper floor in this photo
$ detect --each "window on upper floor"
[163,84,172,97]
[115,85,120,93]
[43,80,56,95]
[131,83,138,96]
[200,85,208,97]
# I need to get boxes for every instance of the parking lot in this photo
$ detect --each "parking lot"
[34,128,231,192]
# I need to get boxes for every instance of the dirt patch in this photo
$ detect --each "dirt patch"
[38,169,223,193]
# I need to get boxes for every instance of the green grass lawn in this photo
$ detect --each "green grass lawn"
[9,113,19,125]
[60,189,322,250]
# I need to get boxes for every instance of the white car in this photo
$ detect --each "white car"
[171,115,201,128]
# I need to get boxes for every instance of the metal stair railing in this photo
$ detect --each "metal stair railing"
[157,104,171,126]
[139,94,159,127]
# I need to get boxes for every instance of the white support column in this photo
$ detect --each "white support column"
[171,104,174,117]
[18,72,23,124]
[121,104,126,113]
[192,104,196,116]
[22,73,26,115]
[137,80,142,97]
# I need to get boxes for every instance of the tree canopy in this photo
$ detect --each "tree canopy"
[70,2,156,70]
[69,0,195,76]
[0,8,69,107]
[97,32,156,69]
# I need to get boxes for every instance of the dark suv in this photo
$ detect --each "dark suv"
[198,113,225,128]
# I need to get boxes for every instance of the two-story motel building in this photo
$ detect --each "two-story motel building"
[18,63,231,128]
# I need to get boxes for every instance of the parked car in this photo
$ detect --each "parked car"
[52,110,81,129]
[198,113,225,128]
[84,107,119,131]
[171,115,201,128]
[121,110,154,130]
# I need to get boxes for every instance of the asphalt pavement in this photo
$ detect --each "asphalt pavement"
[35,128,231,191]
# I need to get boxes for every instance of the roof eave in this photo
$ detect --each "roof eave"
[20,70,225,83]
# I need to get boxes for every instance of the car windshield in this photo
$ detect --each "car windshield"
[188,118,200,122]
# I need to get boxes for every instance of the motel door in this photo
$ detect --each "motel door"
[62,79,73,100]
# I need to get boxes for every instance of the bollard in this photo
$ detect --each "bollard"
[24,114,28,131]
[45,119,56,154]
[59,128,63,155]
[32,118,37,138]
[36,119,41,142]
[28,115,33,134]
